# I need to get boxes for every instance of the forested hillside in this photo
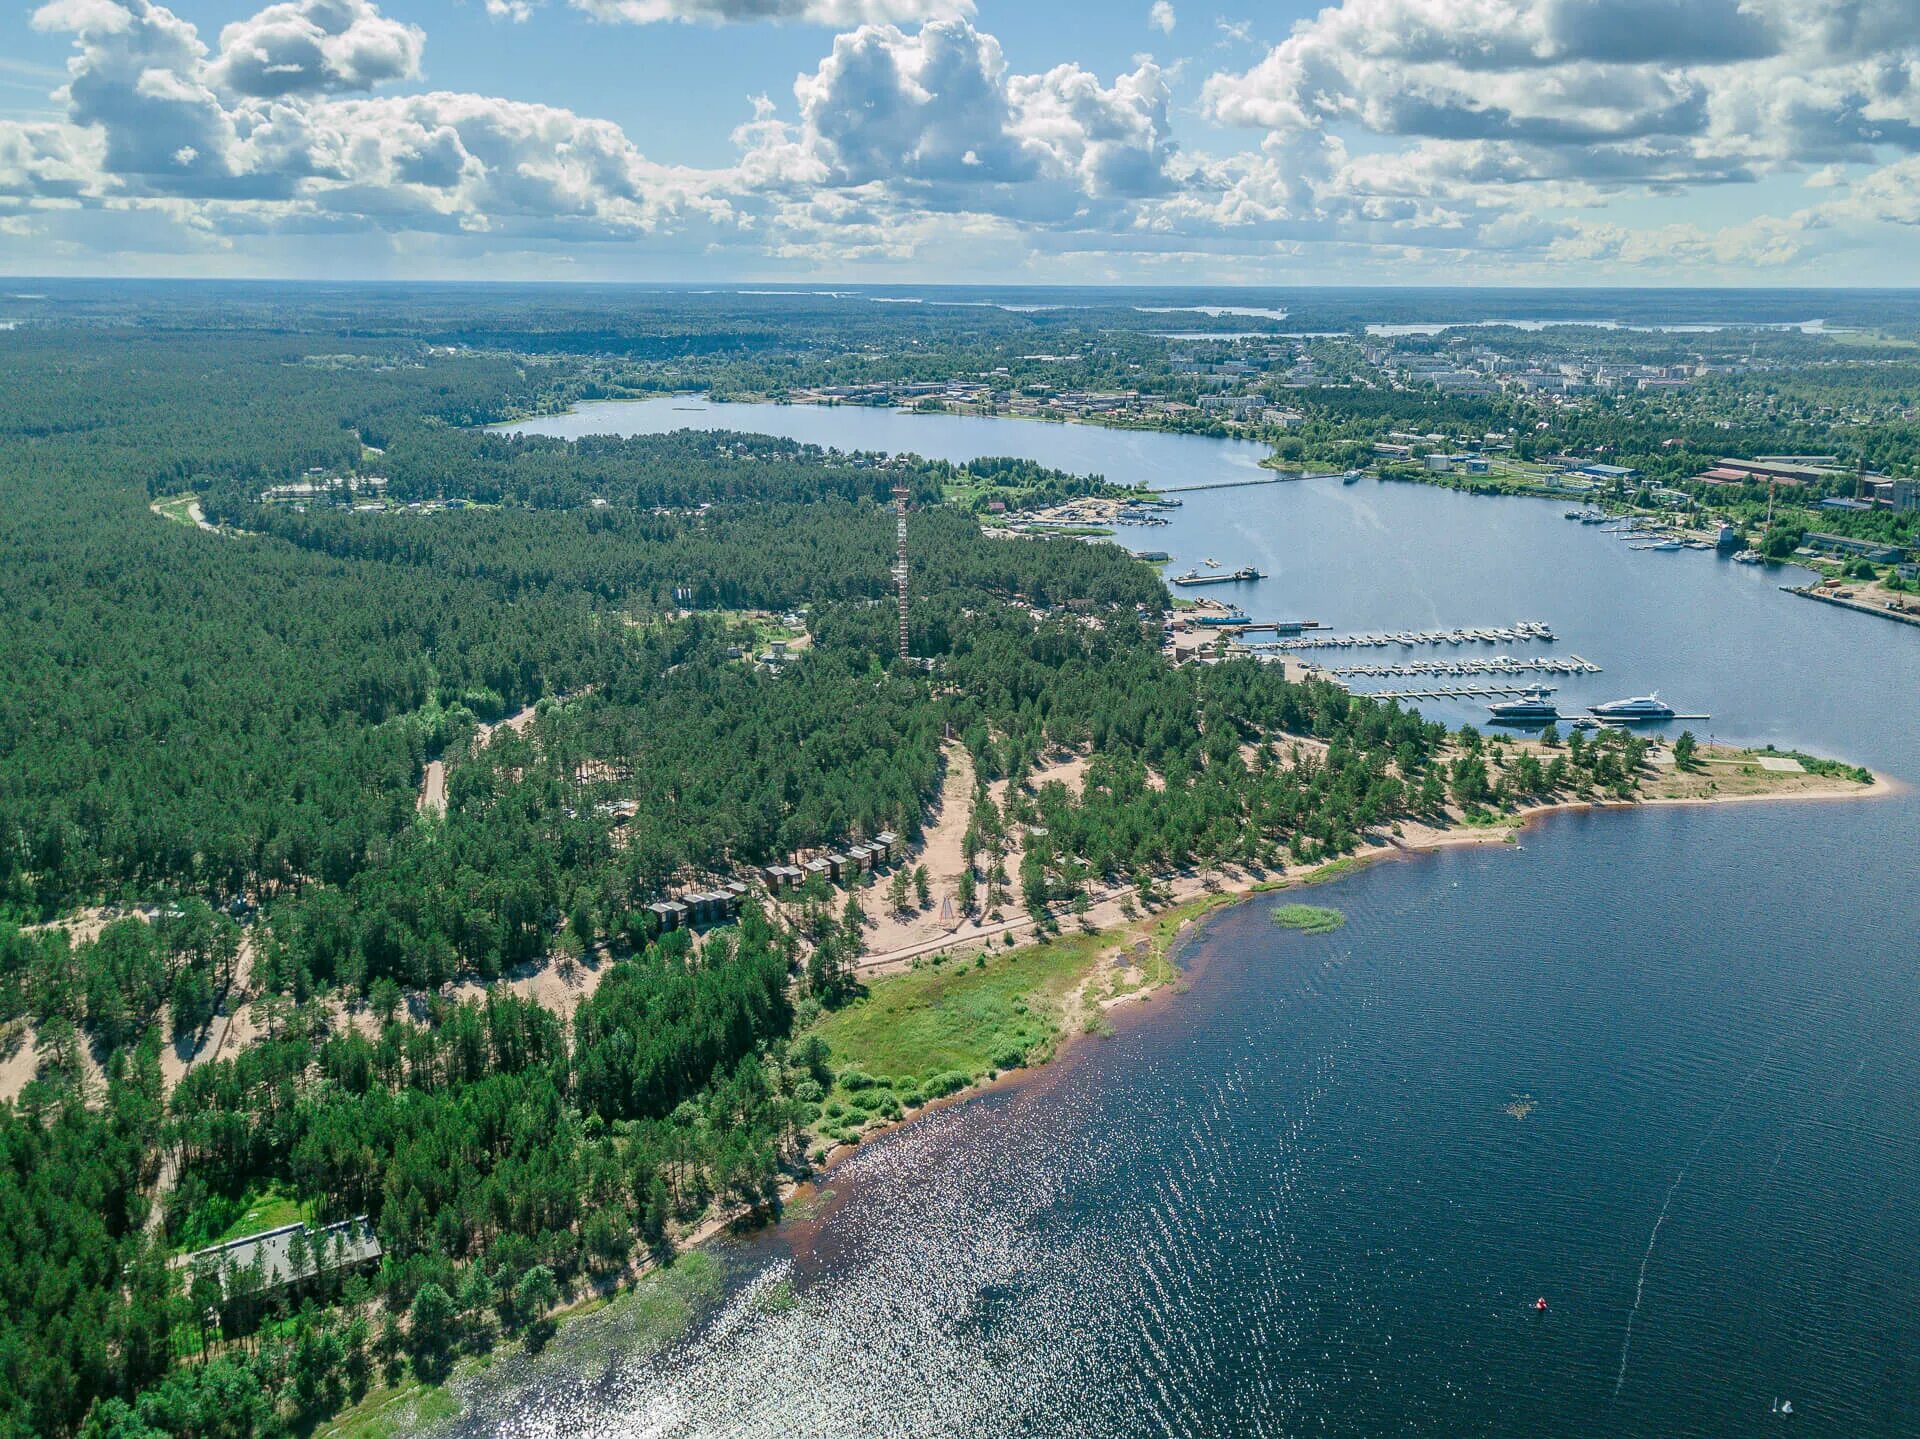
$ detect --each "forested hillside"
[0,312,1623,1439]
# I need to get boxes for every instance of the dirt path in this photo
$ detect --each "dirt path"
[148,934,259,1235]
[416,760,447,816]
[854,742,979,955]
[476,700,544,747]
[415,698,556,815]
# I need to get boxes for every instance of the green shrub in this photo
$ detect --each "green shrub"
[922,1070,972,1099]
[990,1044,1027,1071]
[838,1069,877,1091]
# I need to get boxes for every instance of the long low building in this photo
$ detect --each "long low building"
[1803,532,1906,563]
[181,1216,382,1300]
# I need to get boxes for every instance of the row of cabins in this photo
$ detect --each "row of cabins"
[762,832,901,896]
[647,880,750,933]
[648,832,903,931]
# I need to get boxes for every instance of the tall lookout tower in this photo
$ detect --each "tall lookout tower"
[892,481,911,662]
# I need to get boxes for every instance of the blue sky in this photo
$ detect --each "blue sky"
[3,0,1918,283]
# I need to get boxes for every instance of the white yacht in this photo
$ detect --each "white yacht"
[1487,686,1560,722]
[1588,692,1676,721]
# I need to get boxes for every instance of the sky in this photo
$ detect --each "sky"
[3,0,1919,284]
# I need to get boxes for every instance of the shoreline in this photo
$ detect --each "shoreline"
[484,390,1265,456]
[839,755,1894,986]
[800,749,1889,1158]
[330,751,1888,1437]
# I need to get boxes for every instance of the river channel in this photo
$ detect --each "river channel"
[463,398,1920,1437]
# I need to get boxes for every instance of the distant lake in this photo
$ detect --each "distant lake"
[1366,318,1842,336]
[1138,304,1292,321]
[476,398,1920,1437]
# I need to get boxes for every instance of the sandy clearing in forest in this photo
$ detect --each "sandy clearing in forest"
[157,932,259,1091]
[0,1023,110,1108]
[0,1025,40,1105]
[24,904,131,947]
[416,760,447,816]
[444,949,610,1021]
[854,742,978,956]
[853,747,1095,963]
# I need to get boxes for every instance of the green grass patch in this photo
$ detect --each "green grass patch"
[755,1278,798,1315]
[173,1182,310,1254]
[1270,904,1346,934]
[1293,854,1379,887]
[151,494,201,527]
[317,1378,459,1439]
[1769,748,1874,785]
[806,931,1107,1100]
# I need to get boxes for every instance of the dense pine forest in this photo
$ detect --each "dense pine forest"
[0,302,1657,1439]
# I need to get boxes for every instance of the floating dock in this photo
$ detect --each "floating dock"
[1171,566,1265,586]
[1314,655,1600,678]
[1351,683,1577,701]
[1256,621,1555,651]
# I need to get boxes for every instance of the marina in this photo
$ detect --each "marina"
[1317,655,1602,678]
[1255,621,1556,651]
[1354,682,1581,702]
[491,394,1920,1439]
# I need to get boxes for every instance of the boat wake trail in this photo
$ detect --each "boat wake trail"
[1613,1042,1782,1399]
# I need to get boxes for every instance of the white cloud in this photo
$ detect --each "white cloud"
[738,16,1177,220]
[568,0,971,25]
[10,0,1920,278]
[1202,0,1920,172]
[210,0,423,97]
[17,0,732,236]
[1148,1,1174,36]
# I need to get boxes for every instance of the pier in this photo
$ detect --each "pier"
[1255,621,1556,651]
[1784,585,1920,629]
[1144,480,1282,495]
[1356,683,1570,701]
[1313,655,1600,678]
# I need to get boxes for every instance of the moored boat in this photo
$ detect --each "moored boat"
[1588,692,1676,721]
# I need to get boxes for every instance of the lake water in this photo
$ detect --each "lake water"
[476,400,1920,1437]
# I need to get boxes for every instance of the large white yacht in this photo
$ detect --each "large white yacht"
[1487,686,1561,722]
[1588,692,1676,721]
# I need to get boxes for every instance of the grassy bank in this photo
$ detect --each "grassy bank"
[803,931,1108,1151]
[802,888,1259,1154]
[321,1252,725,1439]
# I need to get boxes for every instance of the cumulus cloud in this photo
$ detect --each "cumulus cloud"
[739,16,1176,220]
[32,0,258,195]
[1148,1,1173,35]
[10,0,1920,277]
[18,0,731,236]
[1202,0,1920,175]
[210,0,423,97]
[569,0,971,25]
[0,121,103,200]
